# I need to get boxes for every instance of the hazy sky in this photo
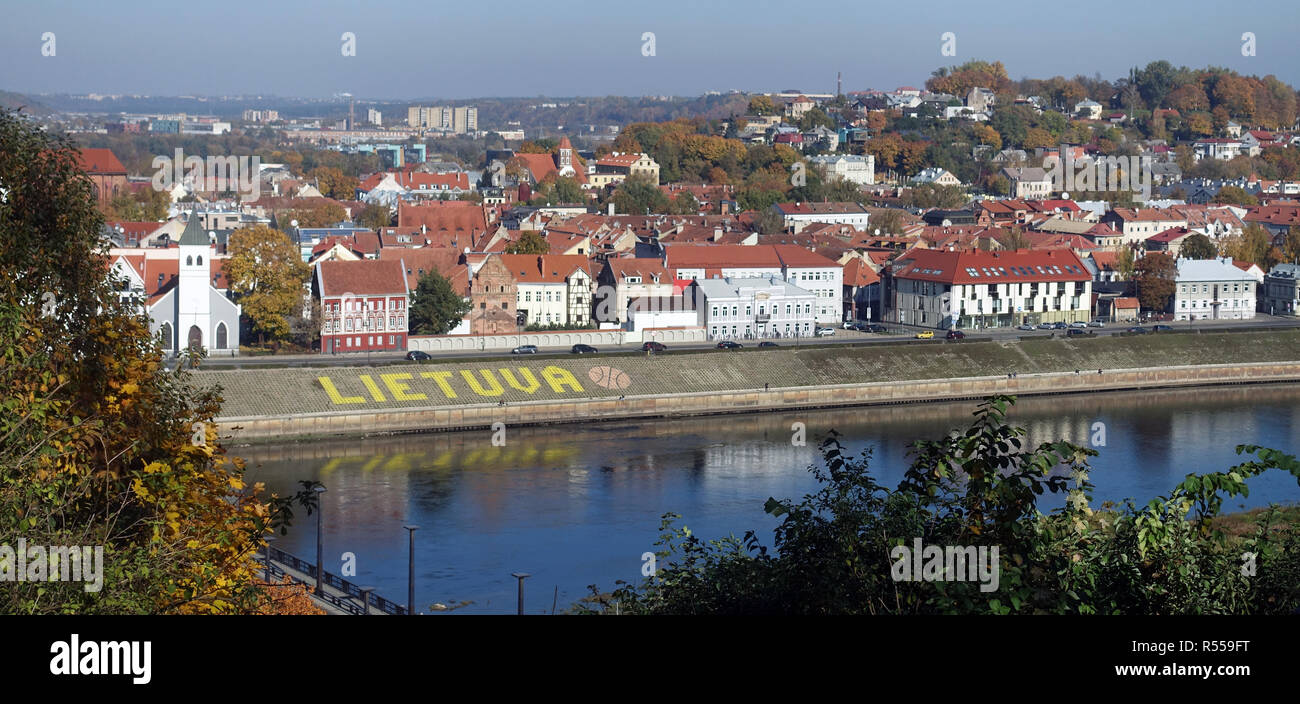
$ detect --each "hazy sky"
[2,0,1297,100]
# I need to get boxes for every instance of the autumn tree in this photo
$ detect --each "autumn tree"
[225,225,310,345]
[748,95,777,116]
[1212,185,1257,206]
[408,270,471,335]
[1179,233,1219,259]
[1132,252,1177,311]
[0,108,290,614]
[356,202,391,230]
[287,200,347,227]
[505,230,550,255]
[1222,224,1278,269]
[1115,246,1137,280]
[308,166,359,200]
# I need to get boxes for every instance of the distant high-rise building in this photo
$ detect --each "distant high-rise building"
[367,108,382,126]
[406,105,477,134]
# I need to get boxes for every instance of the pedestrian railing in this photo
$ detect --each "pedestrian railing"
[265,546,409,615]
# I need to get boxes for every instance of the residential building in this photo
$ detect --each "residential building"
[1002,167,1053,200]
[692,276,817,339]
[1074,100,1103,120]
[77,148,128,209]
[911,167,962,187]
[596,258,675,324]
[1192,139,1244,161]
[468,254,519,334]
[808,154,875,186]
[664,244,844,323]
[499,254,595,327]
[1101,208,1188,245]
[1260,263,1300,315]
[314,259,411,353]
[884,248,1093,329]
[587,152,660,188]
[1172,257,1257,320]
[773,202,871,232]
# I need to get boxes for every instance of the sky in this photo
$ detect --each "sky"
[2,0,1298,100]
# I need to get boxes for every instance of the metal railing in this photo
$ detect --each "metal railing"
[265,546,409,615]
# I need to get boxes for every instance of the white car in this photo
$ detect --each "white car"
[1070,321,1089,328]
[511,345,538,354]
[815,327,835,337]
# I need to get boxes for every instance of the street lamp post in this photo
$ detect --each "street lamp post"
[313,485,327,594]
[511,572,531,615]
[403,525,418,616]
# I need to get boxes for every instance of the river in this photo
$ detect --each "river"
[239,384,1300,614]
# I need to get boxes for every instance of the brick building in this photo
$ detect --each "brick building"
[76,148,128,209]
[314,259,410,353]
[469,254,519,334]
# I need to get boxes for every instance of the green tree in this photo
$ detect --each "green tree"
[355,203,391,230]
[1222,224,1278,269]
[408,270,471,335]
[1213,185,1258,206]
[748,95,776,116]
[611,175,670,215]
[224,225,310,345]
[505,230,550,255]
[1179,233,1218,259]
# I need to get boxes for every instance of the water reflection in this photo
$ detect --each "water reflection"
[239,384,1300,614]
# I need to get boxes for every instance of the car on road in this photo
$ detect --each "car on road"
[1070,321,1089,328]
[946,330,965,340]
[915,330,935,339]
[1037,322,1055,329]
[815,326,835,337]
[1153,324,1173,332]
[640,341,667,352]
[1126,326,1148,334]
[1066,328,1087,337]
[1017,323,1036,331]
[758,341,779,348]
[570,344,597,354]
[511,345,539,354]
[1087,320,1105,328]
[717,340,743,349]
[1052,322,1069,329]
[405,351,431,361]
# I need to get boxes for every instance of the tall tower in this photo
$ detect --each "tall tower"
[556,136,574,176]
[176,212,213,352]
[837,71,842,97]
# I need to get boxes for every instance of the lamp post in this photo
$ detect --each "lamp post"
[313,485,327,594]
[511,572,531,615]
[403,525,418,615]
[262,535,276,583]
[359,586,374,616]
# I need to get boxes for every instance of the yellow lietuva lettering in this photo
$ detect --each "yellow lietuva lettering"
[319,376,365,405]
[542,366,585,393]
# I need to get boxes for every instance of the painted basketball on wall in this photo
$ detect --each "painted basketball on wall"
[588,365,631,390]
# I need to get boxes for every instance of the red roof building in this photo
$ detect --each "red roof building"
[313,259,411,353]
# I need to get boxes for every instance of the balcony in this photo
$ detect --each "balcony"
[755,313,771,323]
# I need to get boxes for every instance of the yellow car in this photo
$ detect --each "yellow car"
[914,330,934,339]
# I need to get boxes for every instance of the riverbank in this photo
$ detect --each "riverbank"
[206,329,1300,442]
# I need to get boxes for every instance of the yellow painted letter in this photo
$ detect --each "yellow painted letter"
[420,371,458,398]
[541,365,584,393]
[358,375,387,402]
[381,373,427,401]
[499,368,541,394]
[461,369,504,397]
[319,376,365,404]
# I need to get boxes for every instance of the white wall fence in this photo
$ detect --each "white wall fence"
[408,327,706,352]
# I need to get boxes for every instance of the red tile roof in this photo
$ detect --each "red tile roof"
[76,148,126,175]
[316,259,409,297]
[893,248,1091,284]
[497,254,593,283]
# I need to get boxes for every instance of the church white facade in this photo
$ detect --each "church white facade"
[110,213,242,355]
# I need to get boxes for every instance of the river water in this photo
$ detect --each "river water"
[239,384,1300,614]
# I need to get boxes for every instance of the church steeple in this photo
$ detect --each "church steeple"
[179,211,210,247]
[556,136,574,175]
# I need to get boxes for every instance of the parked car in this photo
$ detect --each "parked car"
[717,341,743,349]
[863,324,888,333]
[1017,323,1036,331]
[1037,322,1055,329]
[1126,326,1148,334]
[1066,328,1087,337]
[405,351,431,361]
[1087,320,1105,328]
[946,330,965,340]
[915,330,935,339]
[640,341,667,352]
[570,344,597,354]
[815,326,835,337]
[1052,322,1069,330]
[759,341,779,348]
[511,345,538,354]
[1070,321,1089,328]
[1153,324,1173,332]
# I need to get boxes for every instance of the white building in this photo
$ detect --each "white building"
[886,248,1093,329]
[111,213,241,354]
[911,168,962,187]
[499,254,594,327]
[1173,257,1257,320]
[1074,100,1103,120]
[1192,139,1244,161]
[664,244,844,324]
[773,202,870,232]
[808,155,875,186]
[692,277,817,339]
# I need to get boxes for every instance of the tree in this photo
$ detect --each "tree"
[753,208,786,234]
[308,166,358,200]
[224,225,310,345]
[408,270,471,335]
[1222,224,1277,269]
[287,200,347,227]
[505,230,550,255]
[1282,226,1300,265]
[1180,233,1218,259]
[1212,185,1257,206]
[1132,251,1177,311]
[611,175,670,215]
[748,95,776,116]
[355,203,391,230]
[0,108,297,614]
[1116,246,1137,280]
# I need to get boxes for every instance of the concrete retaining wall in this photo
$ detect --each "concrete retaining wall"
[216,361,1300,441]
[408,326,705,352]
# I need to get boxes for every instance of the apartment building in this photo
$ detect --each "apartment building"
[664,244,844,324]
[1173,257,1257,321]
[498,254,594,327]
[692,277,818,339]
[1260,263,1300,316]
[885,248,1093,329]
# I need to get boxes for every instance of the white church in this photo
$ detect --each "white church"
[110,213,242,355]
